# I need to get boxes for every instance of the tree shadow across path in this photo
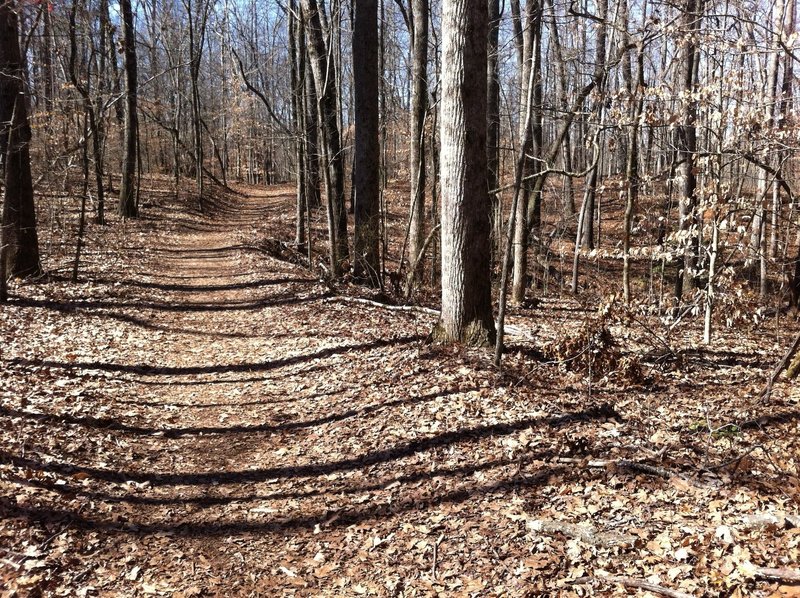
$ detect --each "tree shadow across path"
[0,405,618,487]
[0,406,621,538]
[6,334,422,378]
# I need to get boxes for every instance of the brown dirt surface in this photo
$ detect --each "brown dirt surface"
[1,182,799,597]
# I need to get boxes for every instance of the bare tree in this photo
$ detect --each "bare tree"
[289,0,307,248]
[673,0,703,302]
[184,0,212,205]
[68,0,107,224]
[406,0,428,289]
[301,0,349,276]
[119,0,139,218]
[487,0,501,254]
[435,0,495,345]
[0,0,40,288]
[353,0,380,285]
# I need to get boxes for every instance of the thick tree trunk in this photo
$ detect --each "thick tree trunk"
[119,0,139,218]
[352,0,380,285]
[436,0,495,346]
[0,0,40,280]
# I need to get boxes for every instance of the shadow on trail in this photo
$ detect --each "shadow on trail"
[90,275,316,294]
[6,334,422,377]
[0,407,624,536]
[112,359,338,387]
[11,291,327,315]
[3,450,555,520]
[0,404,619,487]
[0,386,458,437]
[6,447,540,508]
[4,405,794,537]
[112,388,340,408]
[0,466,568,537]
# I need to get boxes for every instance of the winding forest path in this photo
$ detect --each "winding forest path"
[2,186,797,596]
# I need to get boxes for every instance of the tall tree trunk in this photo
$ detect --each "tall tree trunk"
[759,0,785,296]
[290,0,307,248]
[119,0,139,218]
[302,0,349,275]
[495,24,538,365]
[546,0,574,217]
[69,0,106,225]
[510,0,543,304]
[622,21,645,303]
[487,0,501,259]
[40,4,53,111]
[192,15,203,202]
[436,0,495,346]
[673,0,703,302]
[0,0,40,281]
[352,0,380,285]
[779,0,795,293]
[302,24,322,210]
[579,0,608,251]
[407,0,429,288]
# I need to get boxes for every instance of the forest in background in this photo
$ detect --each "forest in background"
[4,0,800,333]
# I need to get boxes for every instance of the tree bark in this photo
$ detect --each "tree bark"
[290,0,307,248]
[546,0,574,217]
[510,0,543,304]
[0,0,40,280]
[487,0,501,257]
[69,0,106,224]
[436,0,495,346]
[353,0,380,285]
[580,0,608,251]
[301,0,349,275]
[622,0,644,304]
[673,0,703,301]
[119,0,139,218]
[407,0,429,288]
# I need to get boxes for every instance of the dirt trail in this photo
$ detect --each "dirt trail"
[3,188,483,596]
[2,187,798,597]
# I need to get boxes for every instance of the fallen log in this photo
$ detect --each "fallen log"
[751,565,800,583]
[322,297,537,341]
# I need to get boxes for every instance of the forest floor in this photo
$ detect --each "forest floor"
[1,181,800,597]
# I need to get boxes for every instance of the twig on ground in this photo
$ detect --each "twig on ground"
[571,575,694,598]
[39,524,70,550]
[529,519,637,548]
[323,296,438,315]
[431,533,443,580]
[703,445,762,472]
[760,329,800,402]
[322,297,537,341]
[554,457,677,479]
